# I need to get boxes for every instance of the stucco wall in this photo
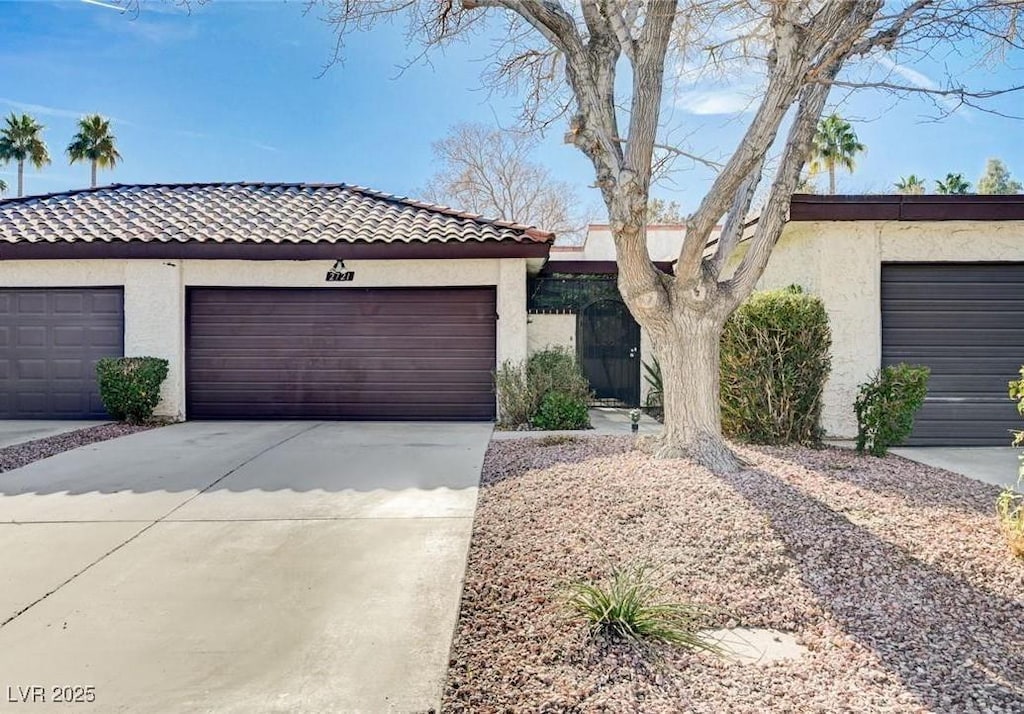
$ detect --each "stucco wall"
[527,314,575,355]
[1,257,528,420]
[748,220,1024,439]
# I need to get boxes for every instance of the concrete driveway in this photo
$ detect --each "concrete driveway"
[0,421,489,713]
[892,446,1021,491]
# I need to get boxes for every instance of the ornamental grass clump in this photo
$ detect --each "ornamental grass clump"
[565,564,721,653]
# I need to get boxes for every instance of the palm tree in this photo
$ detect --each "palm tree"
[936,173,971,195]
[0,113,51,197]
[0,178,7,196]
[808,114,866,194]
[67,114,122,188]
[895,174,926,195]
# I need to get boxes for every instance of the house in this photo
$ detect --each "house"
[3,184,1023,447]
[0,183,550,421]
[529,194,1024,446]
[527,225,688,408]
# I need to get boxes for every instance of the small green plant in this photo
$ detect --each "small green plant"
[96,356,169,424]
[531,390,590,430]
[720,286,832,444]
[854,363,930,456]
[642,358,663,420]
[495,347,591,429]
[565,564,721,653]
[996,482,1024,559]
[1000,368,1024,558]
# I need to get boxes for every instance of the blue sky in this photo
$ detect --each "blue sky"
[3,1,1024,219]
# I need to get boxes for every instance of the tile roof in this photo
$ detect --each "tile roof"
[0,182,554,246]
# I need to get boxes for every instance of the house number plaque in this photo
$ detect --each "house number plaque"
[325,260,355,282]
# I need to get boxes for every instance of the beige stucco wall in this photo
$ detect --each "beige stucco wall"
[746,220,1024,438]
[1,257,529,420]
[527,314,575,356]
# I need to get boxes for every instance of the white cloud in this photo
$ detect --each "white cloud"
[0,97,88,120]
[873,55,969,117]
[674,88,755,115]
[0,98,134,127]
[247,140,279,153]
[875,56,939,91]
[80,0,126,12]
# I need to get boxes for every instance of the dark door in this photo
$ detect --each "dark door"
[881,263,1024,446]
[0,288,124,419]
[577,298,641,406]
[186,287,497,420]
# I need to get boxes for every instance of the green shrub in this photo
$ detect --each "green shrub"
[854,363,930,456]
[720,286,832,444]
[495,347,591,429]
[96,357,169,424]
[531,390,590,430]
[494,360,533,428]
[526,347,591,404]
[564,564,721,652]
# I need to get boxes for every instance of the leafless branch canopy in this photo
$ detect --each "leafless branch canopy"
[315,0,1024,310]
[421,122,589,241]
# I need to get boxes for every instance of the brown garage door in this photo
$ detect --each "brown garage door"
[186,287,497,420]
[0,288,124,419]
[882,263,1024,446]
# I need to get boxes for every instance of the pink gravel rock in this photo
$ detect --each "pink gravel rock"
[442,436,1024,713]
[0,423,158,473]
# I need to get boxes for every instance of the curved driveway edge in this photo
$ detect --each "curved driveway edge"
[0,421,490,713]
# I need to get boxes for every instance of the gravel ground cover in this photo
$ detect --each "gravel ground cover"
[443,436,1024,713]
[0,423,158,473]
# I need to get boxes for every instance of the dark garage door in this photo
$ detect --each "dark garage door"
[0,288,124,419]
[187,287,497,420]
[882,264,1024,446]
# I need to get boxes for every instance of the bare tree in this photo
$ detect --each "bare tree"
[422,122,586,239]
[319,1,1024,473]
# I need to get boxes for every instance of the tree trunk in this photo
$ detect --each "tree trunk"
[91,161,97,188]
[17,160,24,197]
[828,165,836,194]
[643,309,743,474]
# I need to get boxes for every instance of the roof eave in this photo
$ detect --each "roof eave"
[0,239,552,261]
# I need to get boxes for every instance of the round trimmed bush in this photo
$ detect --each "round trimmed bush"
[96,356,169,424]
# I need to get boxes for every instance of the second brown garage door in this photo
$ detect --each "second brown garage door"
[186,287,497,420]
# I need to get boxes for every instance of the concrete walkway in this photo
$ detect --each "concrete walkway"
[891,446,1021,491]
[0,421,489,713]
[491,406,661,440]
[0,420,107,449]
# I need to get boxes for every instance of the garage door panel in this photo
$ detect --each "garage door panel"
[882,264,1024,446]
[883,311,1018,329]
[0,288,124,419]
[187,287,497,420]
[883,327,1024,347]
